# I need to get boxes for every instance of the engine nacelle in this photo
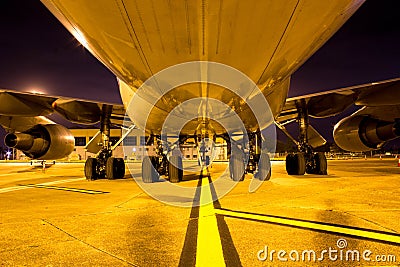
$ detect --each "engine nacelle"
[333,116,400,152]
[5,124,75,160]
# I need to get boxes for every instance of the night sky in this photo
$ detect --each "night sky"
[0,1,399,143]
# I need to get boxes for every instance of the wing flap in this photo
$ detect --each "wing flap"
[0,115,55,132]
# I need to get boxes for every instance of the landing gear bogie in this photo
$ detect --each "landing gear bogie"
[84,156,126,180]
[286,152,327,175]
[228,131,272,182]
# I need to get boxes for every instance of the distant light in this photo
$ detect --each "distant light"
[27,88,45,94]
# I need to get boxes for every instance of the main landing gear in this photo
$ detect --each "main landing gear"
[227,132,271,182]
[141,136,181,183]
[140,131,272,183]
[142,154,183,183]
[285,100,327,175]
[84,105,125,180]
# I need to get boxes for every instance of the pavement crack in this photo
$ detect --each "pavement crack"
[67,203,167,218]
[41,219,138,266]
[342,211,399,234]
[115,192,145,208]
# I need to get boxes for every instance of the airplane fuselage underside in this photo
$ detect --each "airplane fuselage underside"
[42,0,364,134]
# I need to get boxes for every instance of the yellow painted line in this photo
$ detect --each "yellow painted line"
[196,177,225,267]
[23,184,108,194]
[215,209,400,245]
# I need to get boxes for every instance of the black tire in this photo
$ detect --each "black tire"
[85,158,97,180]
[169,155,183,183]
[229,152,245,181]
[255,153,271,181]
[314,152,327,175]
[142,156,159,183]
[285,154,294,174]
[106,157,125,179]
[286,153,306,175]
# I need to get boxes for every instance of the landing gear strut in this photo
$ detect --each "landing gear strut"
[84,105,125,180]
[286,100,327,175]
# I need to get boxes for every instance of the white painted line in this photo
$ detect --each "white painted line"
[0,178,85,194]
[0,173,19,177]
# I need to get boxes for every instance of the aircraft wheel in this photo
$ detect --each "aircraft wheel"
[142,156,159,183]
[85,157,98,180]
[286,153,306,175]
[255,153,271,181]
[229,151,245,181]
[106,157,125,179]
[169,155,183,183]
[313,152,327,175]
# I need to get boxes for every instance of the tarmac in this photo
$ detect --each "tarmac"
[0,159,399,266]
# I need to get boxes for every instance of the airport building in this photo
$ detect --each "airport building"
[69,128,155,161]
[69,129,228,161]
[15,128,227,161]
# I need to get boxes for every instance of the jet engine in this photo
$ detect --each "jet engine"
[5,124,75,160]
[333,116,400,152]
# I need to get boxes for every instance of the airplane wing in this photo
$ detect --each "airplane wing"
[0,89,130,160]
[0,89,128,132]
[276,77,400,149]
[277,77,400,122]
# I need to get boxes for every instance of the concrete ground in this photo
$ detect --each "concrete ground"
[0,159,399,266]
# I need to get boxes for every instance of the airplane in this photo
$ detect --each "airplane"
[1,1,399,183]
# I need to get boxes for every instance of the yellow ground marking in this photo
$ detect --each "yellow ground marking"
[215,209,400,245]
[196,176,226,267]
[23,184,108,194]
